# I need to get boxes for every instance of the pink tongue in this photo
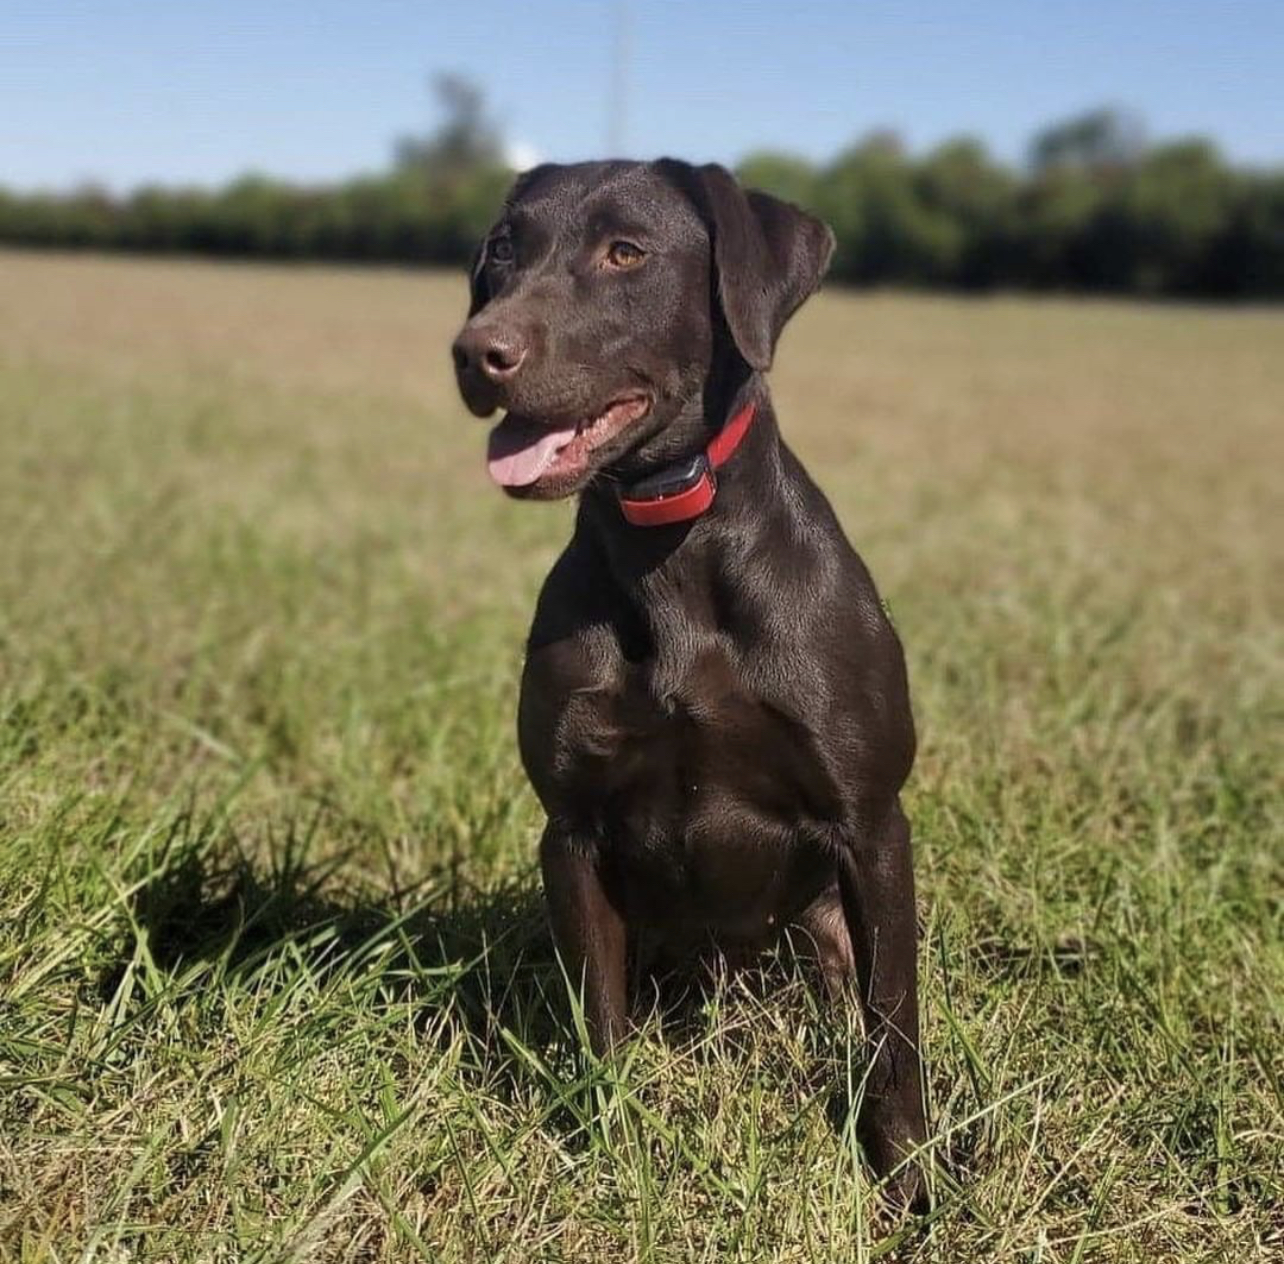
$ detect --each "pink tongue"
[487,416,577,487]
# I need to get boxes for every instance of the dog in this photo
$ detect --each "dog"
[452,159,928,1208]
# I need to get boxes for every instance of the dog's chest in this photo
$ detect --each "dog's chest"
[525,632,842,928]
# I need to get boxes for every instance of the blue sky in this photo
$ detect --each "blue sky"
[4,1,1282,192]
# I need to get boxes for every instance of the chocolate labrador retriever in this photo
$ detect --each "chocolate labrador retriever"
[452,159,928,1208]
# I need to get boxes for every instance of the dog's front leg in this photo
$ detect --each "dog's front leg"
[834,801,929,1210]
[539,825,628,1054]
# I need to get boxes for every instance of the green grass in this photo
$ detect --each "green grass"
[1,250,1281,1262]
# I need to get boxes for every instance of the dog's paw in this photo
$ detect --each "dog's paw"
[859,1102,930,1216]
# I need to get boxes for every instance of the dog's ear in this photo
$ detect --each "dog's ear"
[661,160,835,371]
[468,163,557,317]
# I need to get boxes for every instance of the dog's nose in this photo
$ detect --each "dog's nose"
[452,326,529,383]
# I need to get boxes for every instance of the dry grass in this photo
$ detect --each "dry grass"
[1,249,1281,1262]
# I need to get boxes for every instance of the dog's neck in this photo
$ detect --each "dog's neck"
[577,374,786,600]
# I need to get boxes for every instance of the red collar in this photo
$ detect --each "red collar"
[617,403,757,527]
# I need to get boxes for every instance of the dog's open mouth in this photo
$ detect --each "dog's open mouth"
[486,395,651,490]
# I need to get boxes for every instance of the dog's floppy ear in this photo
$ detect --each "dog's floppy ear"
[661,160,835,371]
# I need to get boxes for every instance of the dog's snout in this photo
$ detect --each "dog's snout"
[453,325,529,384]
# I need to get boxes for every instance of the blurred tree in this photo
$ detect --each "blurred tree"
[1029,106,1146,174]
[1014,167,1107,287]
[1,93,1281,297]
[1072,140,1237,292]
[1213,171,1284,296]
[394,74,505,178]
[1019,108,1140,288]
[390,73,512,260]
[815,134,961,284]
[915,138,1018,285]
[735,151,818,210]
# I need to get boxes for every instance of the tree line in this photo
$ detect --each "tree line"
[1,91,1280,298]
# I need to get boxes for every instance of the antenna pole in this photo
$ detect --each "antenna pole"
[608,0,629,154]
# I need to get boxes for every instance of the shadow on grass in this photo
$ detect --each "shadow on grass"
[94,821,571,1059]
[98,816,842,1059]
[94,813,947,1228]
[94,821,807,1153]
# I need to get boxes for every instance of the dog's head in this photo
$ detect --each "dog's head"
[452,159,834,499]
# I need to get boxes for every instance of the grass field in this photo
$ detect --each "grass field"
[1,249,1281,1263]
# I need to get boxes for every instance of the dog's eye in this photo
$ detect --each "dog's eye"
[606,240,645,270]
[489,237,515,265]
